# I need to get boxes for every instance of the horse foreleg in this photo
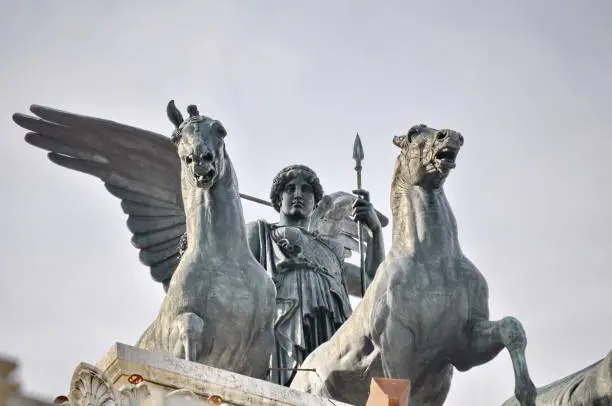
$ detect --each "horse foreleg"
[172,312,205,362]
[380,323,452,406]
[379,322,423,406]
[456,317,537,406]
[407,365,453,406]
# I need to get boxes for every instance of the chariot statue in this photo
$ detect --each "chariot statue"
[10,101,612,406]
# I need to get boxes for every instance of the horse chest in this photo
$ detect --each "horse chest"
[384,256,471,342]
[168,258,261,318]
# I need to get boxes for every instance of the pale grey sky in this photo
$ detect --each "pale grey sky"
[1,1,610,404]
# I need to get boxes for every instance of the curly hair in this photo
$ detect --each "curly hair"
[270,164,324,212]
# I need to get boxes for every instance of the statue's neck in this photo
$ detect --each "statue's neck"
[278,214,309,228]
[181,156,249,258]
[390,176,460,257]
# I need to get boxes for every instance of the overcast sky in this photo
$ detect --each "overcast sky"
[1,1,611,405]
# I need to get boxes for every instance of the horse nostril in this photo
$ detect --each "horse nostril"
[458,134,464,144]
[200,152,214,162]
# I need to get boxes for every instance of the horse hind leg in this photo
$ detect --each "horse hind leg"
[454,317,537,406]
[408,365,453,406]
[382,344,452,406]
[172,312,205,362]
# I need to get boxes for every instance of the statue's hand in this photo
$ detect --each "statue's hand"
[351,189,382,233]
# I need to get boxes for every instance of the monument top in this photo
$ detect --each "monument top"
[92,342,354,406]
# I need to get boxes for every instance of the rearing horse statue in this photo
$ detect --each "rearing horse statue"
[291,125,537,405]
[136,102,276,379]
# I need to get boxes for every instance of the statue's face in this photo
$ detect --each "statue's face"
[279,172,316,219]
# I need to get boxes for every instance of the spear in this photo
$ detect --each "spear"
[238,193,274,207]
[353,133,367,297]
[239,192,389,227]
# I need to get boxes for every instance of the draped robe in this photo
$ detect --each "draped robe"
[255,220,353,386]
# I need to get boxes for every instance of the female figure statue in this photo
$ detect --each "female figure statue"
[246,164,385,386]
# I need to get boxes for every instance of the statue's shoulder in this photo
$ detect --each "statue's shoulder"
[245,219,269,251]
[247,218,270,229]
[247,218,278,240]
[246,219,264,230]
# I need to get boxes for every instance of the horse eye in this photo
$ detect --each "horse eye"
[212,121,227,137]
[185,155,193,164]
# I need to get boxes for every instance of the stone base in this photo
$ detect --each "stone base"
[59,342,353,406]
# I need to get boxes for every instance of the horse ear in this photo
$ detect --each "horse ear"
[187,105,199,117]
[393,135,407,148]
[167,100,184,128]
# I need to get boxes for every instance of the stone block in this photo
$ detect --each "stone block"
[365,377,410,406]
[86,342,353,406]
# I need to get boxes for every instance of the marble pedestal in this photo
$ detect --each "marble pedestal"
[65,343,354,406]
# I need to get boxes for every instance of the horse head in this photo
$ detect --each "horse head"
[167,100,228,190]
[392,124,464,188]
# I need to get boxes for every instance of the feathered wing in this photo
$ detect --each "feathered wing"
[12,105,184,289]
[307,191,389,259]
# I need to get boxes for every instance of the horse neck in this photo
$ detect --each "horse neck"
[181,154,249,258]
[390,167,460,257]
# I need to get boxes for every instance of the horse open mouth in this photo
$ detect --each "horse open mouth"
[434,147,459,170]
[195,170,215,187]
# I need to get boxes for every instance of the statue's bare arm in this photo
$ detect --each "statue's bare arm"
[340,225,385,298]
[365,225,385,280]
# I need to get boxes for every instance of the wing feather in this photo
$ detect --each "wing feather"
[126,216,185,234]
[25,132,109,162]
[14,114,72,138]
[139,239,182,265]
[308,191,388,258]
[16,111,180,192]
[105,185,179,209]
[131,225,186,248]
[150,256,181,285]
[335,233,361,253]
[120,201,183,217]
[48,153,179,204]
[29,104,172,154]
[13,104,185,288]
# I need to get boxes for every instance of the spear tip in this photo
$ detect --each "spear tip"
[352,132,364,162]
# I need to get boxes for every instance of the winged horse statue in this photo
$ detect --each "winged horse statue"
[12,102,388,379]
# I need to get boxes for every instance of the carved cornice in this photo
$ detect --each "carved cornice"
[70,363,119,406]
[69,363,152,406]
[118,382,151,406]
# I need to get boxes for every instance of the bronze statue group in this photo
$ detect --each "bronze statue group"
[13,101,611,405]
